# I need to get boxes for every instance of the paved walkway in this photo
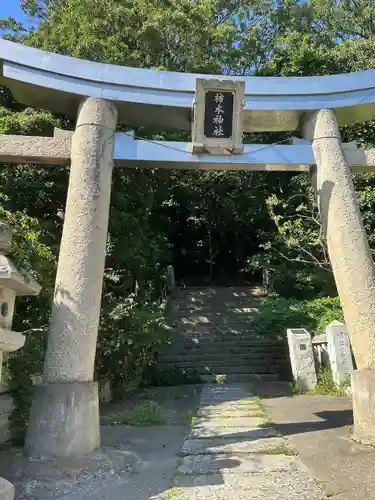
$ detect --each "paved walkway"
[166,384,326,499]
[266,394,375,500]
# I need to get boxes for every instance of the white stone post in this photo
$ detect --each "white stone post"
[287,328,317,391]
[167,264,176,298]
[25,98,118,457]
[302,109,375,444]
[312,334,329,372]
[326,321,354,387]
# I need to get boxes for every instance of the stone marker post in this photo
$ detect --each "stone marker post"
[303,109,375,444]
[287,328,317,392]
[326,321,354,387]
[25,97,118,457]
[167,264,176,299]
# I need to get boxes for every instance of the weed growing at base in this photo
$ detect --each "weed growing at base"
[104,400,167,426]
[307,367,350,397]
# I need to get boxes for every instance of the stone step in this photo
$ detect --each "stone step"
[156,356,289,373]
[200,373,279,383]
[172,306,262,314]
[179,286,264,292]
[174,326,264,341]
[164,350,287,359]
[174,315,256,320]
[172,334,280,342]
[169,339,287,355]
[169,338,285,347]
[179,292,263,298]
[172,321,259,329]
[172,311,260,318]
[158,353,288,363]
[173,324,258,331]
[155,362,291,380]
[157,364,271,374]
[177,302,264,308]
[175,306,262,313]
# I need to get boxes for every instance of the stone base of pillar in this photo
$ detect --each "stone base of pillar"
[352,370,375,445]
[0,477,14,500]
[25,381,99,457]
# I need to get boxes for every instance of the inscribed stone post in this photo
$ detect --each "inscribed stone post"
[326,321,353,386]
[287,329,317,391]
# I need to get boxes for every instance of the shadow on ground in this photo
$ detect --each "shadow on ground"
[0,385,202,500]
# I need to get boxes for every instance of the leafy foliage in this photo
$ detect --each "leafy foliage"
[251,296,343,338]
[307,367,350,397]
[96,297,171,396]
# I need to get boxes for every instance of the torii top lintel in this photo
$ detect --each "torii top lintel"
[1,39,375,132]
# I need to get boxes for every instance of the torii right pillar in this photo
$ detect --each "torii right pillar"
[303,109,375,444]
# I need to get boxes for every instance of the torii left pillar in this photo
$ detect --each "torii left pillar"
[25,97,118,457]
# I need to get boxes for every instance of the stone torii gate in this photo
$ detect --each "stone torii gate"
[1,39,375,456]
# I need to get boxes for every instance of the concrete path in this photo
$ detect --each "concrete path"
[165,384,326,499]
[265,394,375,500]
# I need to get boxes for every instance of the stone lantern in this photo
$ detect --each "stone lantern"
[0,222,41,387]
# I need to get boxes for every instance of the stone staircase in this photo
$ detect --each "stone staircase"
[157,286,291,383]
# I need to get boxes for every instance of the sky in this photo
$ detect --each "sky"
[0,0,34,27]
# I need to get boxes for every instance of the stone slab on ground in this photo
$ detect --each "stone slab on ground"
[189,423,267,438]
[194,416,265,427]
[177,453,302,475]
[265,394,375,500]
[197,406,260,417]
[199,386,253,406]
[180,435,284,455]
[170,470,326,499]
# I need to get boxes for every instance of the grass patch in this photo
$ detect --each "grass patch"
[215,374,226,384]
[258,417,276,428]
[262,443,298,456]
[307,367,350,397]
[253,396,266,413]
[184,409,196,427]
[237,397,260,405]
[163,488,183,500]
[103,400,167,426]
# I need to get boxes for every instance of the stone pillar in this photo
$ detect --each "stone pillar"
[25,98,118,457]
[302,109,375,443]
[326,321,354,387]
[167,265,176,298]
[0,477,15,500]
[287,328,316,392]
